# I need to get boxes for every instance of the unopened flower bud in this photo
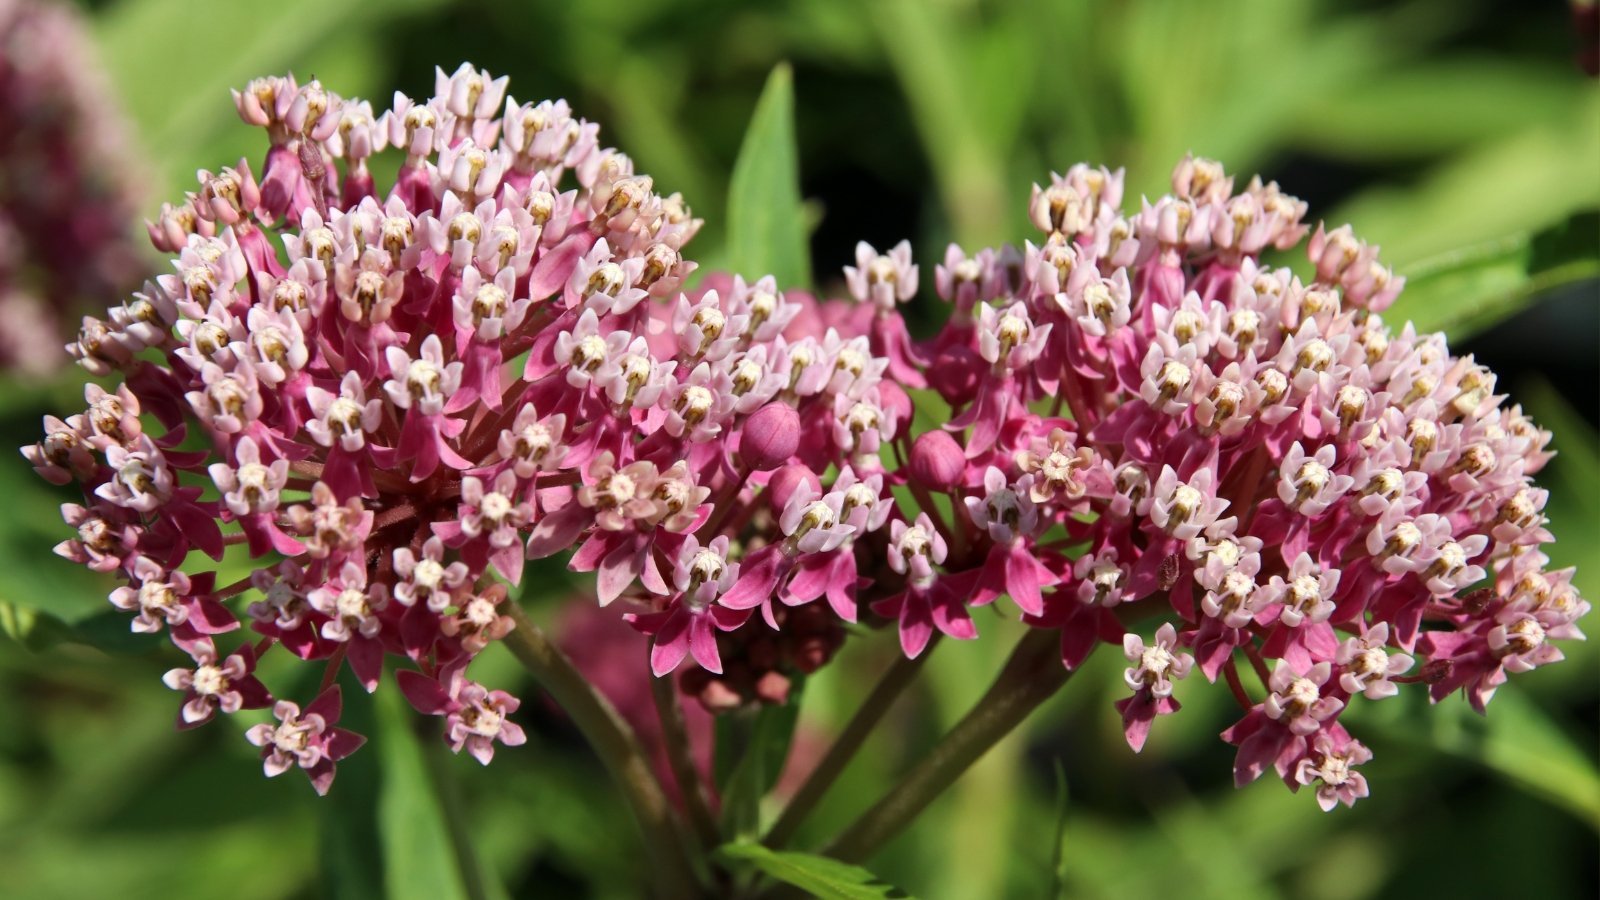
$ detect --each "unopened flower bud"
[739,403,800,471]
[910,430,964,491]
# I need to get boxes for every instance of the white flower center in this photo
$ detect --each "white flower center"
[472,284,508,323]
[693,307,726,339]
[574,334,608,370]
[1209,539,1242,568]
[1140,644,1174,676]
[602,473,637,505]
[447,212,482,245]
[898,526,931,559]
[329,397,365,434]
[835,347,866,377]
[480,492,512,523]
[414,559,446,590]
[1289,574,1323,609]
[337,588,369,620]
[1286,677,1320,708]
[192,664,228,696]
[679,385,714,422]
[689,548,724,587]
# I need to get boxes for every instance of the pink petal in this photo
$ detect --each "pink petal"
[719,547,783,609]
[1002,546,1051,616]
[347,638,384,692]
[687,614,724,674]
[525,502,589,559]
[596,537,644,606]
[649,609,693,677]
[305,686,344,722]
[398,669,452,715]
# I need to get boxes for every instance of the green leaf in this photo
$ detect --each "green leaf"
[1049,760,1069,900]
[713,676,806,839]
[1473,692,1600,829]
[376,689,469,900]
[715,841,913,900]
[93,0,447,199]
[0,604,72,652]
[872,0,1009,246]
[1384,212,1600,339]
[320,676,386,900]
[726,63,812,289]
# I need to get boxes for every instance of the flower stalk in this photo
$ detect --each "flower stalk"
[501,602,700,899]
[823,628,1072,863]
[651,656,721,850]
[764,637,937,849]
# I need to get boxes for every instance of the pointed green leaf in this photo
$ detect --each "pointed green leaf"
[726,63,811,289]
[320,677,386,900]
[714,676,805,839]
[1384,212,1599,339]
[376,689,469,900]
[715,841,913,900]
[1475,692,1600,828]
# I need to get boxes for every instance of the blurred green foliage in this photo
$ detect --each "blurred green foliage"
[1,0,1596,898]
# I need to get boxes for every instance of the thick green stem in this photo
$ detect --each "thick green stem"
[501,602,700,900]
[764,639,937,849]
[651,663,721,851]
[822,628,1072,863]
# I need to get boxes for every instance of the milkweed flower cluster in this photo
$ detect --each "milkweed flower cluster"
[23,63,898,793]
[866,155,1588,810]
[21,62,1587,814]
[0,0,145,373]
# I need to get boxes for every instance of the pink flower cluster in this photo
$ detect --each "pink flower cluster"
[22,60,1588,812]
[0,0,145,373]
[868,156,1589,810]
[23,64,901,794]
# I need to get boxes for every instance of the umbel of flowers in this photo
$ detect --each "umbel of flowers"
[0,0,146,373]
[22,63,1587,819]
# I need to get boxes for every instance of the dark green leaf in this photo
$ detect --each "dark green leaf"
[376,689,469,900]
[726,63,812,289]
[714,676,806,839]
[716,841,912,899]
[320,676,386,900]
[1049,759,1069,899]
[1384,212,1600,339]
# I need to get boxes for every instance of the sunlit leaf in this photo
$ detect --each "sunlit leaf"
[376,689,469,900]
[727,63,812,289]
[1383,212,1600,339]
[715,840,913,899]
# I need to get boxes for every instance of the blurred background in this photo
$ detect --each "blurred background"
[0,0,1596,897]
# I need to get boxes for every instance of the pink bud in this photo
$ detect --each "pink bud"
[766,464,820,513]
[739,403,800,471]
[754,670,792,705]
[876,381,913,439]
[910,430,964,491]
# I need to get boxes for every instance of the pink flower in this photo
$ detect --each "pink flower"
[245,688,365,795]
[399,667,527,765]
[1263,662,1345,737]
[163,640,271,727]
[1294,733,1373,811]
[1115,623,1194,751]
[1335,624,1413,700]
